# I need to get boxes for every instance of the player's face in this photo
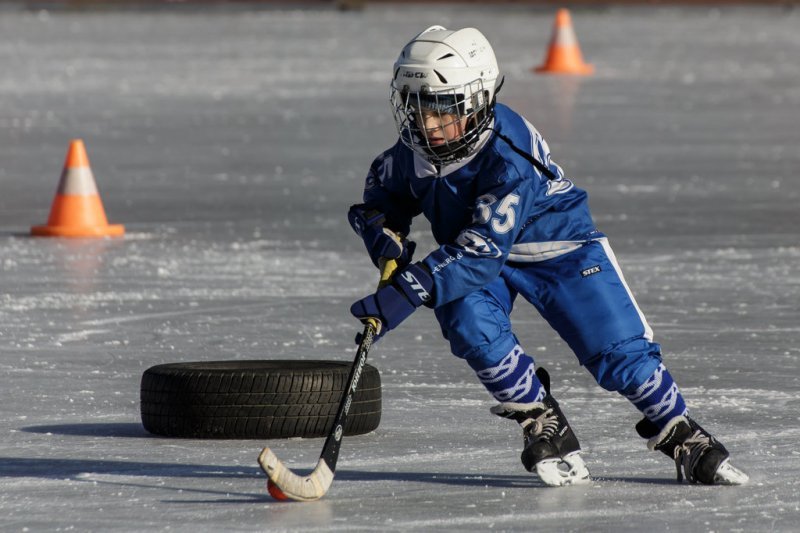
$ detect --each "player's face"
[418,109,467,146]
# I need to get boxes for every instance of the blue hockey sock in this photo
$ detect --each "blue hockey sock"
[474,345,546,403]
[623,363,688,430]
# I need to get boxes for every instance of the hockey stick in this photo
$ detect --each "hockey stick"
[258,258,398,502]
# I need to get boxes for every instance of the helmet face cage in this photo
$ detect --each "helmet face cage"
[391,78,493,165]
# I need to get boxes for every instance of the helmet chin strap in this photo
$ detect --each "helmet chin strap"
[493,76,505,100]
[424,139,470,163]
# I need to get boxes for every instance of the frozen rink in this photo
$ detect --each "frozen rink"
[1,3,799,531]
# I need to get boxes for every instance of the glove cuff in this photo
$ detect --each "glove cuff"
[394,263,434,308]
[348,204,385,237]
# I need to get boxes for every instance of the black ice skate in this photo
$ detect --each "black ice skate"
[491,368,590,487]
[636,415,748,485]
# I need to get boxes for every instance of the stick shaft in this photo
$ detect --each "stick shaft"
[320,319,377,470]
[321,256,395,469]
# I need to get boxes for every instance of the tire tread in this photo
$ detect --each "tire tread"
[140,360,381,439]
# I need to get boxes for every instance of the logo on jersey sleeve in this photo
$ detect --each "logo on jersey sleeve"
[456,229,502,258]
[545,178,574,196]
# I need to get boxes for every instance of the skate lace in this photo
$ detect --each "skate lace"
[673,430,711,483]
[526,408,560,442]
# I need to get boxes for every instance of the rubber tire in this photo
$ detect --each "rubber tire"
[140,360,381,439]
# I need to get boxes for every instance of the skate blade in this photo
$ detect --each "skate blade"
[535,452,591,487]
[714,458,749,485]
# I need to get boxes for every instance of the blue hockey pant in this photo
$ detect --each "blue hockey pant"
[433,238,662,394]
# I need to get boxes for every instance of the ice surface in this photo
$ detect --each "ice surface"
[1,3,799,532]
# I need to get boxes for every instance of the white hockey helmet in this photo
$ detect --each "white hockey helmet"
[390,26,501,164]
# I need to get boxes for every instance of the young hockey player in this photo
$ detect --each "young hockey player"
[348,25,748,486]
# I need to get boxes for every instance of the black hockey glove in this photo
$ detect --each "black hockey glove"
[348,204,416,268]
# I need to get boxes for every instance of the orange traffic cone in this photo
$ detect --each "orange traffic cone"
[31,139,125,238]
[534,9,594,75]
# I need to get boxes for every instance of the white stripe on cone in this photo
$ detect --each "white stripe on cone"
[56,166,99,196]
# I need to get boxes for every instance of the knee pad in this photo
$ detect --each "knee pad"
[433,276,516,367]
[583,336,662,392]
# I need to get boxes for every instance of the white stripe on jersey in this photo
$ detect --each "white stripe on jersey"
[508,240,586,262]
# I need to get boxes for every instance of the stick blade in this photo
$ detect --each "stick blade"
[258,447,334,502]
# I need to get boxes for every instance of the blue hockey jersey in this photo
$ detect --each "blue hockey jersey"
[361,103,603,308]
